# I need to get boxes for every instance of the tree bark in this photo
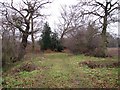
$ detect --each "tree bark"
[100,16,108,57]
[31,34,35,52]
[17,33,28,60]
[31,17,35,52]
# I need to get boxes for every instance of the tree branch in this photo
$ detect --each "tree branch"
[83,11,104,18]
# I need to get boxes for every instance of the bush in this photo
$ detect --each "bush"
[2,36,19,66]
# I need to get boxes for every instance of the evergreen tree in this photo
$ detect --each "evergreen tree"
[51,32,63,52]
[40,22,63,52]
[51,32,58,51]
[41,22,52,50]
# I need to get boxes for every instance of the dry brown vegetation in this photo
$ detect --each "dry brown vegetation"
[79,48,119,69]
[26,43,40,53]
[79,60,120,69]
[107,48,119,57]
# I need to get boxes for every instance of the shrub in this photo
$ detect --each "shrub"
[79,61,120,69]
[2,36,19,66]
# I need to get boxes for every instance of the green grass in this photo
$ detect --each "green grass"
[2,53,119,88]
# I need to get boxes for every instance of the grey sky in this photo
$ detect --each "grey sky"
[45,0,118,36]
[0,0,118,37]
[46,0,78,30]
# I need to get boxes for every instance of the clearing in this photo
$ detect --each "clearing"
[2,53,119,88]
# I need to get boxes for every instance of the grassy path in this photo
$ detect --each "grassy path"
[3,53,118,88]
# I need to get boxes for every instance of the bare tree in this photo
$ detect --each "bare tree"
[0,0,51,60]
[57,5,83,41]
[78,0,119,57]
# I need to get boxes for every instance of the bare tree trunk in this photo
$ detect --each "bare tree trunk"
[100,16,108,57]
[60,32,65,41]
[31,18,35,52]
[31,34,35,52]
[12,29,16,52]
[60,29,67,45]
[17,33,28,60]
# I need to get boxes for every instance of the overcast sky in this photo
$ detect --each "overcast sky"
[0,0,119,37]
[48,0,118,36]
[45,0,78,30]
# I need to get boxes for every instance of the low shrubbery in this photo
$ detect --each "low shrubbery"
[63,22,118,57]
[12,62,37,73]
[79,60,120,69]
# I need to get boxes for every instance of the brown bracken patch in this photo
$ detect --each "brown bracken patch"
[12,62,37,73]
[79,61,120,69]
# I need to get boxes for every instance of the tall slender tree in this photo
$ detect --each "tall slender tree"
[41,22,52,50]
